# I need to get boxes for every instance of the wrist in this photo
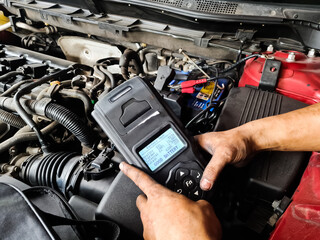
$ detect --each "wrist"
[238,119,276,153]
[235,122,264,153]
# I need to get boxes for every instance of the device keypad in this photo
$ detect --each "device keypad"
[190,169,202,182]
[183,176,196,190]
[173,168,203,200]
[174,183,188,195]
[175,168,189,181]
[189,186,202,201]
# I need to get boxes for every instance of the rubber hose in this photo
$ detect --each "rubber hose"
[14,67,72,152]
[95,58,119,90]
[45,103,94,147]
[0,71,22,82]
[100,66,115,89]
[119,49,143,80]
[0,109,26,128]
[0,80,32,97]
[219,54,261,74]
[0,121,58,154]
[92,66,106,95]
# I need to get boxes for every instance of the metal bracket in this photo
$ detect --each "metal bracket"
[259,59,282,92]
[8,16,19,32]
[268,196,292,227]
[8,8,27,32]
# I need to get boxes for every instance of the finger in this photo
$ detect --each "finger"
[200,151,229,191]
[196,133,215,154]
[136,194,147,212]
[120,162,160,196]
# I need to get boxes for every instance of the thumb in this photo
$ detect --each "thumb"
[200,150,229,191]
[136,194,147,212]
[195,132,216,155]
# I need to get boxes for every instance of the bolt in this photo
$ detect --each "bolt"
[287,52,296,62]
[267,44,274,53]
[308,49,316,58]
[272,200,281,210]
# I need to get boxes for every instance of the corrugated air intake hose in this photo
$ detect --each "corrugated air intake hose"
[0,109,26,128]
[45,103,94,147]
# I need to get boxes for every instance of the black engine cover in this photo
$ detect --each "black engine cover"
[214,87,310,234]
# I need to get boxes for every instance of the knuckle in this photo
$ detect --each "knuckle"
[198,133,216,153]
[220,148,234,161]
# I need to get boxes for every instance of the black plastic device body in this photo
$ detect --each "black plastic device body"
[92,77,206,200]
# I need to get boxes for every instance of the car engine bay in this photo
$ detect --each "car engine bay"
[0,0,319,239]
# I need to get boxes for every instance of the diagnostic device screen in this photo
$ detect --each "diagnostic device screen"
[138,128,185,171]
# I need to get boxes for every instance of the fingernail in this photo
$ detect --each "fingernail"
[119,162,124,171]
[200,178,212,191]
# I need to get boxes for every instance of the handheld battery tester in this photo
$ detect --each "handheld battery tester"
[92,77,207,200]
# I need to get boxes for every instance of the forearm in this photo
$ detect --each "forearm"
[238,103,320,152]
[197,103,320,190]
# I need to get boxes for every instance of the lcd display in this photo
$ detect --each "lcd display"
[138,128,185,171]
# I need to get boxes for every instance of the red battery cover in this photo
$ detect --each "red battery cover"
[239,51,320,105]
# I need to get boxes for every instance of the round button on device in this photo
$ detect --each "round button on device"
[174,183,188,196]
[182,176,195,190]
[190,169,202,183]
[189,187,203,201]
[175,168,189,181]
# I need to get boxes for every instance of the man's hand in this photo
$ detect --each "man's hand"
[196,129,254,191]
[120,162,222,240]
[197,102,320,191]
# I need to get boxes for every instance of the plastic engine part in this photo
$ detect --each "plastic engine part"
[269,153,320,240]
[215,87,310,202]
[239,51,320,105]
[213,87,311,235]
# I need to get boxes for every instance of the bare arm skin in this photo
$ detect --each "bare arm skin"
[197,102,320,191]
[120,162,222,240]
